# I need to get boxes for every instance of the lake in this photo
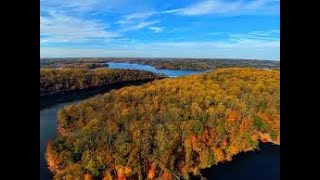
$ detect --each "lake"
[107,62,206,77]
[195,143,280,180]
[40,101,75,180]
[40,62,279,180]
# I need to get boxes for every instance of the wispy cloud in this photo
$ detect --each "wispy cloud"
[40,0,279,60]
[40,1,160,44]
[41,37,280,60]
[116,11,155,25]
[164,0,279,16]
[40,12,120,43]
[149,26,163,33]
[208,30,280,41]
[124,21,159,32]
[246,29,280,36]
[153,39,279,49]
[116,11,160,32]
[40,0,131,15]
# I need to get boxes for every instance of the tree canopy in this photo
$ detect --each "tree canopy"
[40,68,163,96]
[47,68,280,180]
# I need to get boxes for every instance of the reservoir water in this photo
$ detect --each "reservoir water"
[40,101,75,180]
[107,62,205,77]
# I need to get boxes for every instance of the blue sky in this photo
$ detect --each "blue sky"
[40,0,280,60]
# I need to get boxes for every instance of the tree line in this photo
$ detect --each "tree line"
[40,58,280,71]
[40,68,164,97]
[62,63,109,69]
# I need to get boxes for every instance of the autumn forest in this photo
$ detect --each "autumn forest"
[45,68,280,180]
[40,68,164,97]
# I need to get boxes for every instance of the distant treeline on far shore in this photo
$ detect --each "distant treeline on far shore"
[40,57,280,71]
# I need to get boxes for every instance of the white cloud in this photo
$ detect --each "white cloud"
[53,0,100,9]
[117,11,155,24]
[228,30,279,41]
[247,29,280,36]
[40,1,160,43]
[40,0,133,14]
[40,12,120,43]
[149,26,163,33]
[115,11,160,33]
[152,39,279,49]
[163,0,279,16]
[41,37,280,60]
[207,30,279,41]
[133,21,158,29]
[120,21,159,32]
[40,0,279,60]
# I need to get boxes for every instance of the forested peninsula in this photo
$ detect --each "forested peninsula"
[40,68,164,97]
[46,68,280,180]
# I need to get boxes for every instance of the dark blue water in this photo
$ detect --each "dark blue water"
[40,101,76,180]
[198,143,280,180]
[107,62,205,77]
[40,63,279,180]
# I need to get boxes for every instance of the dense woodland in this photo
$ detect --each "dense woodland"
[62,63,109,69]
[40,68,163,97]
[46,68,280,180]
[40,58,280,71]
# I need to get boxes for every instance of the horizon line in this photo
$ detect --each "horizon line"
[40,56,280,62]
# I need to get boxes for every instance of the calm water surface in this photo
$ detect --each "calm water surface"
[107,62,206,77]
[40,63,279,180]
[40,101,77,180]
[197,143,280,180]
